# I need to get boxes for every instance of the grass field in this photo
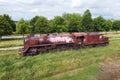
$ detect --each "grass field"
[0,39,23,48]
[104,33,120,38]
[0,40,120,80]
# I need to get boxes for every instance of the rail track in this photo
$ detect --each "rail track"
[0,46,23,51]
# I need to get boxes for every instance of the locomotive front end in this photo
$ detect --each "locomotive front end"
[19,35,39,56]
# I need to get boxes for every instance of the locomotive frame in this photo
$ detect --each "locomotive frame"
[19,32,109,56]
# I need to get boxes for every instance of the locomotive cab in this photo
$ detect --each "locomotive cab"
[75,36,84,45]
[72,32,86,46]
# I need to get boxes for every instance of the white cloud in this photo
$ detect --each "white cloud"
[72,0,81,7]
[29,9,39,13]
[0,0,120,20]
[71,0,97,8]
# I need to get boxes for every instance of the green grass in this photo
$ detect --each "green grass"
[0,39,23,48]
[0,40,120,80]
[48,65,99,80]
[103,33,120,38]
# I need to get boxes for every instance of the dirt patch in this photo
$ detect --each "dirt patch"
[99,56,120,80]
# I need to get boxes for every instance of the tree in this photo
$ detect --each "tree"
[62,13,82,32]
[104,20,112,31]
[93,16,106,32]
[34,16,48,33]
[50,16,68,33]
[0,15,5,38]
[0,15,13,37]
[30,16,49,34]
[3,14,16,32]
[48,20,54,33]
[30,16,39,34]
[112,20,120,33]
[81,9,93,32]
[16,18,31,35]
[25,21,32,34]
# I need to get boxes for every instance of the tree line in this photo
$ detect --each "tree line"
[0,9,120,36]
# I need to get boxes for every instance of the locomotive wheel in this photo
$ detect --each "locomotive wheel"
[61,45,67,50]
[67,44,73,50]
[100,43,107,46]
[56,45,62,51]
[26,48,38,56]
[38,47,47,54]
[73,44,80,50]
[84,45,92,48]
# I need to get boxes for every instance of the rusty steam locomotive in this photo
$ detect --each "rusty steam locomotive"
[19,32,109,56]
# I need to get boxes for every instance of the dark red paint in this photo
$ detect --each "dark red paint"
[19,32,109,56]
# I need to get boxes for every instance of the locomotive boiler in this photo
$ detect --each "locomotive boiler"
[19,32,109,56]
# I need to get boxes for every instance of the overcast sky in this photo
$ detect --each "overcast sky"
[0,0,120,20]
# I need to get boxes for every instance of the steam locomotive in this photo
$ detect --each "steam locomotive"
[19,32,109,56]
